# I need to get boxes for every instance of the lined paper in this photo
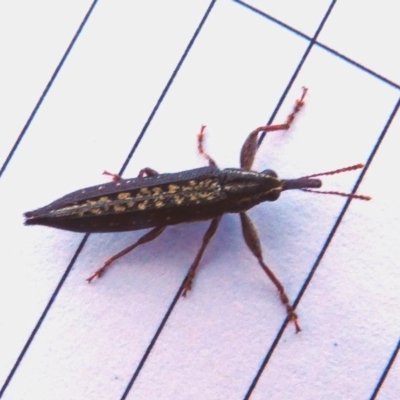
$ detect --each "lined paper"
[1,1,399,399]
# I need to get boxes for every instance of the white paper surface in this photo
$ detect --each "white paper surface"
[1,1,399,399]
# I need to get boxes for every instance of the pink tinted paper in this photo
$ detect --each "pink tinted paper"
[1,1,399,399]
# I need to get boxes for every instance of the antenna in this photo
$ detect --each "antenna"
[300,164,371,200]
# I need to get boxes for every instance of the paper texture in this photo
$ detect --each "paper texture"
[1,1,399,399]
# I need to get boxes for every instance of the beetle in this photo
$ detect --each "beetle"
[24,88,369,332]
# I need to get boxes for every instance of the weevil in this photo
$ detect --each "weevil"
[24,88,370,332]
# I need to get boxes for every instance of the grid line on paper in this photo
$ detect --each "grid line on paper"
[236,0,400,91]
[116,1,339,394]
[0,235,90,398]
[118,0,400,398]
[237,2,400,398]
[117,0,218,178]
[0,2,100,396]
[0,0,99,180]
[244,95,400,400]
[0,0,217,397]
[370,338,400,399]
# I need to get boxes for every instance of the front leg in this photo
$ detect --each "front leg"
[240,87,307,170]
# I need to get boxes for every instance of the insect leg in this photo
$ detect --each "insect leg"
[240,87,308,170]
[239,212,301,333]
[197,125,218,167]
[102,171,123,181]
[87,226,166,283]
[138,167,159,177]
[103,167,159,181]
[182,217,221,296]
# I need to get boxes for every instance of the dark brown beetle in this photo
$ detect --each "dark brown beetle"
[25,88,369,332]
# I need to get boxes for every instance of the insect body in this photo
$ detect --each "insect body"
[24,88,369,333]
[24,166,321,233]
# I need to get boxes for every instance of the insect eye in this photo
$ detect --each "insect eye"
[261,169,278,178]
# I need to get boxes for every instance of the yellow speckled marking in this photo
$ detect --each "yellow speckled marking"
[45,176,222,222]
[197,192,215,200]
[117,192,131,200]
[168,184,180,193]
[138,203,146,210]
[90,209,102,215]
[174,195,185,205]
